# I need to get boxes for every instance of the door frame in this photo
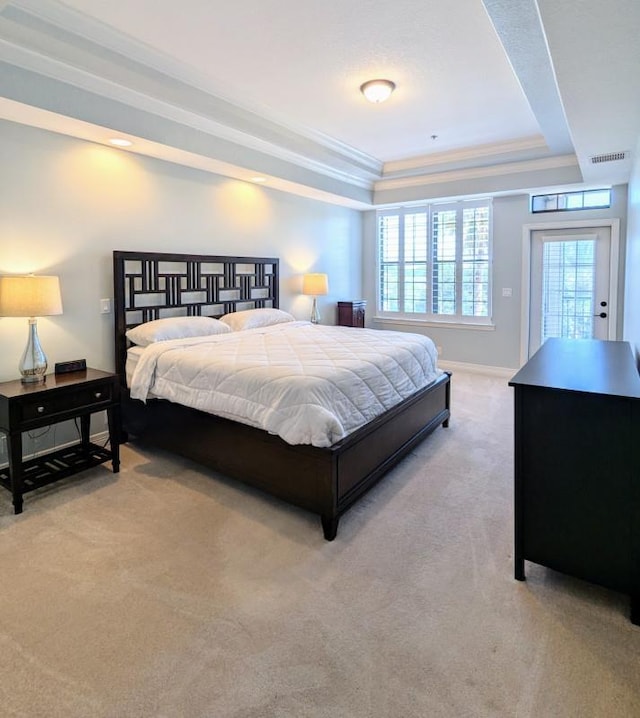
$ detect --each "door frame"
[520,218,620,364]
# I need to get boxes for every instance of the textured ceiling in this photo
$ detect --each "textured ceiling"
[55,0,541,163]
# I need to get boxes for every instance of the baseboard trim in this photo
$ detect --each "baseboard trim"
[439,360,514,378]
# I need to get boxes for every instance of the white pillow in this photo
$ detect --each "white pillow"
[220,308,295,332]
[126,316,231,347]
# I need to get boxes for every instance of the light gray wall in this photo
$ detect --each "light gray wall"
[0,120,362,462]
[363,186,628,370]
[623,138,640,359]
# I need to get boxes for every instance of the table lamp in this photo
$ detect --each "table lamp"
[303,273,329,324]
[0,275,63,383]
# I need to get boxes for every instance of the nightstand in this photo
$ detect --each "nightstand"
[337,300,366,328]
[0,368,120,514]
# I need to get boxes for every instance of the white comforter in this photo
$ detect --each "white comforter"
[129,321,440,448]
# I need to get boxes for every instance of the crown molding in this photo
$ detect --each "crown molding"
[0,36,376,192]
[0,0,382,185]
[375,154,579,191]
[382,135,550,176]
[13,0,384,176]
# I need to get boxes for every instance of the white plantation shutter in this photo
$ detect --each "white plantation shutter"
[461,205,490,317]
[377,200,491,322]
[378,214,400,312]
[431,208,457,314]
[403,212,428,312]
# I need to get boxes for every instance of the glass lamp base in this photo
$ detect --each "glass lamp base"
[21,373,46,384]
[310,297,321,324]
[19,318,48,383]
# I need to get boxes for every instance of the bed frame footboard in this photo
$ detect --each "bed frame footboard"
[121,371,451,539]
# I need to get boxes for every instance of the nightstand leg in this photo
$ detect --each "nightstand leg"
[7,433,23,515]
[107,405,121,474]
[80,414,90,450]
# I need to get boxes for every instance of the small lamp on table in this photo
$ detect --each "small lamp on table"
[303,273,329,324]
[0,275,63,383]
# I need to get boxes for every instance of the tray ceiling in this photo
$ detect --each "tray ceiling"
[0,0,637,207]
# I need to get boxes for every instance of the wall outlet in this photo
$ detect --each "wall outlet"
[502,287,513,297]
[100,298,111,314]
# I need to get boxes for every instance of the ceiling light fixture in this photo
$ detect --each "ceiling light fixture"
[109,138,133,147]
[360,79,396,104]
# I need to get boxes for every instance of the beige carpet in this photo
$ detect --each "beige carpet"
[0,371,638,717]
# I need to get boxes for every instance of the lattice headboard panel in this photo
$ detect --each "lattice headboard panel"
[113,250,279,382]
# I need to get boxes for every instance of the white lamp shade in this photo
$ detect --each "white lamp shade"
[0,275,63,317]
[303,273,329,296]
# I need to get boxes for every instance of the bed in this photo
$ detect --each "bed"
[113,250,451,539]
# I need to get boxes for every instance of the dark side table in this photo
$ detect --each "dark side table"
[337,300,366,328]
[0,368,120,514]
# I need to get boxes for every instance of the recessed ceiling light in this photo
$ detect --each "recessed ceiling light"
[108,138,133,147]
[251,176,267,183]
[360,79,396,104]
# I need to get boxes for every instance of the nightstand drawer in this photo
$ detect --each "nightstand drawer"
[21,384,113,421]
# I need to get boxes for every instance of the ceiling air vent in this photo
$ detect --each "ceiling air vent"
[590,151,628,164]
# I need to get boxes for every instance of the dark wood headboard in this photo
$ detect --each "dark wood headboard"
[113,250,279,383]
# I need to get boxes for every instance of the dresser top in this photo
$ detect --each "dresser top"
[509,339,640,399]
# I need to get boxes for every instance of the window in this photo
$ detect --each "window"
[531,189,611,213]
[541,239,595,342]
[377,200,491,323]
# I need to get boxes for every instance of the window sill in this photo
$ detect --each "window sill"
[373,316,496,331]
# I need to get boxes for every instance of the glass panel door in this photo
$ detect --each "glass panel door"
[529,227,611,357]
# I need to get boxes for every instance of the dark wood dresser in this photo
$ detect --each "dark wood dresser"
[337,300,366,328]
[509,338,640,624]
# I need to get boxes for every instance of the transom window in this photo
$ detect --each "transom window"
[531,189,611,213]
[377,200,492,323]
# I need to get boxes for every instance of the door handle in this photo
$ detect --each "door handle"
[594,312,607,318]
